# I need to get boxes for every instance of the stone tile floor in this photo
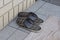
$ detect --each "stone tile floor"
[0,0,60,40]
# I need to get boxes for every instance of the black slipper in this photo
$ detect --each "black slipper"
[23,19,41,31]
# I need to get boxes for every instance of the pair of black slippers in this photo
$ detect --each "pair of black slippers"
[16,12,44,31]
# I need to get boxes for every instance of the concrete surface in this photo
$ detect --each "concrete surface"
[0,0,60,40]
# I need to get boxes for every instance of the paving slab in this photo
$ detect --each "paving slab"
[53,31,60,40]
[0,26,16,40]
[25,0,46,12]
[24,26,52,40]
[43,0,60,6]
[35,11,49,21]
[8,30,29,40]
[36,3,60,17]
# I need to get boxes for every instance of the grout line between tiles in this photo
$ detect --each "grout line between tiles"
[23,33,31,40]
[25,1,46,13]
[6,30,17,40]
[3,0,4,5]
[34,2,46,12]
[9,25,30,34]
